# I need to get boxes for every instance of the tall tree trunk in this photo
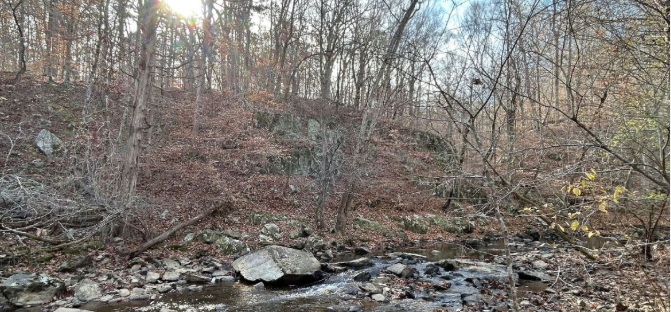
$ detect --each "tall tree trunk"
[44,0,58,82]
[552,0,560,123]
[10,0,26,83]
[120,0,159,202]
[116,0,128,75]
[335,183,354,232]
[336,0,420,232]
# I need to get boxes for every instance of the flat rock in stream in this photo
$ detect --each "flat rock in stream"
[450,259,509,281]
[354,247,371,255]
[399,267,418,278]
[321,263,348,273]
[386,252,427,261]
[359,283,381,294]
[436,259,458,271]
[386,263,407,276]
[332,257,373,269]
[232,245,321,285]
[353,271,371,282]
[371,294,385,302]
[54,309,95,312]
[184,273,210,283]
[518,270,552,282]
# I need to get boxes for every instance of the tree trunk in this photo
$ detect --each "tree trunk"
[120,0,159,202]
[10,0,26,83]
[44,0,58,82]
[335,183,354,233]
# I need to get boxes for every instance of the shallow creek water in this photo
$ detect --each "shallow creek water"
[74,237,616,312]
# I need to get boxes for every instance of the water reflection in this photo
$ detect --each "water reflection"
[82,282,350,312]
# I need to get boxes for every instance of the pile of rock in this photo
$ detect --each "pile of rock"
[0,254,238,312]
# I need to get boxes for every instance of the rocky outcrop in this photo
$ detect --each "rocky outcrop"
[232,245,322,285]
[263,147,319,176]
[253,111,303,137]
[353,216,407,241]
[0,273,64,306]
[426,215,475,234]
[399,215,430,234]
[307,119,321,141]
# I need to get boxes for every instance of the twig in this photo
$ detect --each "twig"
[0,132,15,169]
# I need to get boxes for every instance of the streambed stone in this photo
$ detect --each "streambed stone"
[0,273,65,306]
[232,245,321,285]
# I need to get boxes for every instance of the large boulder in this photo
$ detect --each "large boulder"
[0,273,64,306]
[35,129,67,156]
[232,245,321,285]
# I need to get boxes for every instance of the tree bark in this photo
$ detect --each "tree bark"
[120,0,159,201]
[9,0,26,84]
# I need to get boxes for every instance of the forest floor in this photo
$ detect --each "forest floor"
[0,74,669,311]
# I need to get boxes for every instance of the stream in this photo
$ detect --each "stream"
[73,237,615,312]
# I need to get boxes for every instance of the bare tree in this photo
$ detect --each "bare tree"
[6,0,26,83]
[120,0,160,201]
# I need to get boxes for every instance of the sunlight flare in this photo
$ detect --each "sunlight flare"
[162,0,201,17]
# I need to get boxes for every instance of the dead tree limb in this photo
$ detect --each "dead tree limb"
[0,224,66,245]
[127,204,223,258]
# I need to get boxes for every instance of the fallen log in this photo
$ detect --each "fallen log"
[127,203,225,258]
